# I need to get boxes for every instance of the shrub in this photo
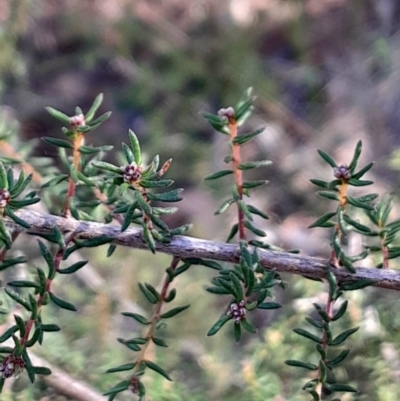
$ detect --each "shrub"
[0,89,398,400]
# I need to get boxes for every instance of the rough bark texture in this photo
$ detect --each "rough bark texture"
[5,209,400,291]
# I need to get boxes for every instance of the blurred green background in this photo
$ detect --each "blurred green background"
[1,1,400,400]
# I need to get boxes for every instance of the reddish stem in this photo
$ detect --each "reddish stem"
[131,256,180,371]
[62,132,84,218]
[316,296,334,399]
[20,233,74,347]
[228,118,246,241]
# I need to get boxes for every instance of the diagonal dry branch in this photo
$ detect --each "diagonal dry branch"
[6,209,400,291]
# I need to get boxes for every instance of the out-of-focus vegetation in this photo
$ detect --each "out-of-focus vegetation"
[1,0,400,400]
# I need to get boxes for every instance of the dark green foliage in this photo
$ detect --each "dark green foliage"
[0,89,397,401]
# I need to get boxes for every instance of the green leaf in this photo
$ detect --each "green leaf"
[11,171,33,198]
[103,381,130,396]
[129,129,142,165]
[121,312,150,325]
[78,144,113,154]
[106,244,117,257]
[355,193,379,203]
[136,191,152,216]
[217,278,239,297]
[160,305,190,319]
[247,204,269,219]
[42,137,73,149]
[22,349,35,383]
[346,196,374,210]
[144,360,172,381]
[143,224,156,254]
[4,206,30,228]
[121,142,135,164]
[329,327,359,346]
[352,161,374,179]
[238,160,272,170]
[0,163,8,189]
[207,314,231,336]
[38,240,55,277]
[140,179,174,188]
[285,360,318,370]
[4,288,31,310]
[14,314,25,337]
[7,280,40,289]
[310,179,332,189]
[242,180,267,189]
[0,219,11,249]
[0,346,13,353]
[138,283,158,304]
[204,170,233,180]
[106,363,136,373]
[49,292,77,312]
[339,280,376,291]
[257,302,282,309]
[235,96,254,124]
[172,263,191,277]
[182,258,222,270]
[241,318,257,333]
[234,321,241,342]
[317,149,337,167]
[41,174,69,189]
[76,170,95,187]
[237,199,253,221]
[206,286,231,294]
[8,197,40,208]
[226,223,238,242]
[243,221,266,237]
[58,260,88,274]
[308,212,336,228]
[32,366,52,376]
[45,107,70,124]
[76,236,114,248]
[348,178,373,186]
[342,214,371,233]
[152,337,168,347]
[349,140,362,172]
[123,337,147,345]
[317,191,339,201]
[168,223,191,235]
[164,288,176,303]
[230,273,244,301]
[232,127,264,145]
[200,112,229,134]
[0,325,18,343]
[120,201,138,232]
[327,349,350,367]
[85,93,103,122]
[324,383,357,393]
[305,316,322,329]
[293,328,321,343]
[40,324,61,332]
[87,111,111,128]
[91,161,122,174]
[146,188,183,202]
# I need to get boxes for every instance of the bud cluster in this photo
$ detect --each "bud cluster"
[129,376,140,394]
[0,355,25,379]
[0,189,11,208]
[121,162,142,184]
[333,164,352,180]
[218,107,235,123]
[69,114,86,127]
[227,300,246,323]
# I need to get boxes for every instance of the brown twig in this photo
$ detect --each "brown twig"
[4,209,400,291]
